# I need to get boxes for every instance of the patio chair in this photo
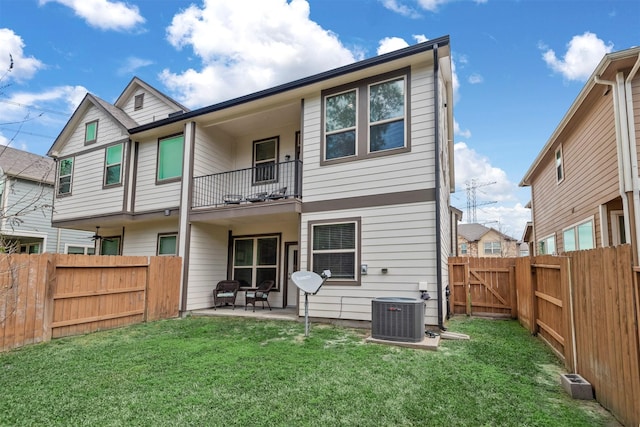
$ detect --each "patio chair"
[213,280,240,309]
[245,280,274,311]
[246,192,268,203]
[267,187,287,200]
[223,194,243,205]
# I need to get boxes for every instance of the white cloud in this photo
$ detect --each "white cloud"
[39,0,145,32]
[416,0,454,12]
[541,32,613,81]
[473,203,531,239]
[381,0,421,18]
[454,120,471,139]
[377,37,410,55]
[413,34,428,43]
[117,57,154,76]
[0,29,45,83]
[161,0,357,107]
[468,73,483,84]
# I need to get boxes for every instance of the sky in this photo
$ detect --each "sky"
[0,0,638,239]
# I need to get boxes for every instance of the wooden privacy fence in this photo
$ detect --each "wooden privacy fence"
[450,246,640,426]
[0,254,181,352]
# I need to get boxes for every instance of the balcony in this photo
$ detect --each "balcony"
[192,160,302,209]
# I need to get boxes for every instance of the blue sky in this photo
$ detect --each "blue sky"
[0,0,638,238]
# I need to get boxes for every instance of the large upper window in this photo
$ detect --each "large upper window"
[104,144,123,186]
[483,241,501,255]
[85,120,98,145]
[157,134,184,182]
[57,157,74,196]
[563,218,594,252]
[233,235,279,289]
[310,219,360,284]
[322,69,409,164]
[253,137,278,183]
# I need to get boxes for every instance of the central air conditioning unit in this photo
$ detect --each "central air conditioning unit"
[371,297,425,342]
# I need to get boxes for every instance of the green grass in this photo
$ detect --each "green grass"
[0,316,616,426]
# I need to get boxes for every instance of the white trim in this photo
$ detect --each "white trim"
[537,233,556,255]
[599,204,609,246]
[610,210,626,245]
[64,243,95,255]
[561,215,595,252]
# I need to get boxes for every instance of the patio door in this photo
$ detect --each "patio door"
[286,244,298,308]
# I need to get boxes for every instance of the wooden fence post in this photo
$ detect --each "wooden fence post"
[42,254,56,343]
[530,258,538,335]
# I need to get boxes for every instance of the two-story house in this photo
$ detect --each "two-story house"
[48,36,456,327]
[457,223,518,257]
[0,145,94,254]
[520,47,640,261]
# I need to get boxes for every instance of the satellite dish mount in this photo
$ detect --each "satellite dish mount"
[291,270,331,337]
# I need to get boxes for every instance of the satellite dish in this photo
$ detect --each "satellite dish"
[291,270,331,336]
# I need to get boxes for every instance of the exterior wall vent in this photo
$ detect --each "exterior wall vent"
[371,297,425,342]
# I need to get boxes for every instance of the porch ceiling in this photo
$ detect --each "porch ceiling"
[200,101,300,137]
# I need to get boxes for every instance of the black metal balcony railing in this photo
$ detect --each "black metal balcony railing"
[192,160,302,209]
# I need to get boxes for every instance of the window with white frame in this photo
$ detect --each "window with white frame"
[538,234,556,255]
[20,243,40,254]
[310,219,360,283]
[555,146,564,183]
[66,245,95,255]
[233,235,279,288]
[57,157,74,196]
[460,243,467,255]
[253,137,278,183]
[85,120,98,145]
[104,143,123,186]
[322,69,409,163]
[157,233,178,256]
[157,134,184,182]
[563,218,594,252]
[483,241,501,255]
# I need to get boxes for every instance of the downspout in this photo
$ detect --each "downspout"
[433,44,445,330]
[624,53,640,263]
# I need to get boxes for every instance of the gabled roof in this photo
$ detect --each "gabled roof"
[520,46,640,187]
[0,145,55,184]
[48,93,137,157]
[458,223,516,242]
[114,76,190,113]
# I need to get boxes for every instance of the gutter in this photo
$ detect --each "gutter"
[433,43,445,330]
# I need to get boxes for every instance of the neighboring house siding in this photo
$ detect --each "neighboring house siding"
[300,203,438,324]
[531,93,618,252]
[134,139,182,211]
[124,88,179,126]
[302,63,435,203]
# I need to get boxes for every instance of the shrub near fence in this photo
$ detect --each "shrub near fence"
[0,254,181,352]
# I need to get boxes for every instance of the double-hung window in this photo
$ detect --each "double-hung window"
[157,233,178,256]
[253,137,278,183]
[322,69,409,164]
[460,243,467,255]
[233,235,279,288]
[555,146,564,183]
[57,157,74,196]
[563,218,594,252]
[483,241,501,255]
[104,143,123,186]
[310,219,360,284]
[85,120,98,145]
[157,134,184,182]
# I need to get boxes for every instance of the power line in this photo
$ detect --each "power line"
[0,98,69,116]
[465,179,496,223]
[0,127,56,139]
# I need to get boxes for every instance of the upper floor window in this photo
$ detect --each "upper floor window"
[483,241,501,255]
[253,137,278,183]
[157,134,184,182]
[322,69,409,164]
[555,146,564,183]
[157,233,178,256]
[134,93,144,110]
[85,120,98,145]
[310,218,360,284]
[57,157,74,196]
[460,243,467,255]
[563,218,594,252]
[104,143,123,186]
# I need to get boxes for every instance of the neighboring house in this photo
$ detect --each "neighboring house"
[457,223,518,257]
[0,145,95,254]
[48,37,456,327]
[520,47,640,260]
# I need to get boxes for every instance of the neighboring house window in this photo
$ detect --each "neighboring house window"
[563,218,595,252]
[460,243,467,255]
[85,120,98,145]
[369,77,406,153]
[101,237,121,255]
[538,234,556,255]
[20,243,40,254]
[310,219,360,283]
[253,136,278,183]
[57,157,74,196]
[157,233,178,256]
[67,245,95,255]
[555,146,564,183]
[104,144,123,186]
[484,241,501,255]
[157,134,184,182]
[232,235,279,288]
[134,93,144,110]
[322,69,409,164]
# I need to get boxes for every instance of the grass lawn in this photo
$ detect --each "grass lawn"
[0,316,617,426]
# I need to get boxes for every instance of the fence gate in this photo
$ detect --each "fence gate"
[448,257,517,318]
